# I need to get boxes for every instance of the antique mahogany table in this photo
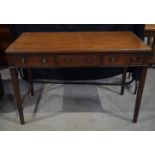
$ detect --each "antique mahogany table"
[145,24,155,33]
[145,24,155,64]
[4,32,151,124]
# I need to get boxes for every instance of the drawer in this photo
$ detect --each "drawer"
[9,55,55,67]
[0,36,12,42]
[56,54,101,67]
[102,54,145,66]
[0,28,11,40]
[0,28,10,34]
[0,42,12,50]
[0,25,12,41]
[0,24,9,29]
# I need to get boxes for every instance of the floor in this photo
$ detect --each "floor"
[0,68,155,131]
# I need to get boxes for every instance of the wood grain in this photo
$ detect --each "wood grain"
[6,32,151,54]
[145,24,155,31]
[5,31,152,124]
[0,24,13,51]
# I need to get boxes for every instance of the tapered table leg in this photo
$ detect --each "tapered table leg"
[120,67,127,95]
[133,66,148,123]
[27,68,34,96]
[0,73,4,99]
[152,38,155,61]
[10,68,25,124]
[148,36,152,46]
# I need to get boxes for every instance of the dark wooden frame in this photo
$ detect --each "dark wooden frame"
[9,65,148,124]
[0,73,4,100]
[4,32,151,124]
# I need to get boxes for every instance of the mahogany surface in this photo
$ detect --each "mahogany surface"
[0,24,13,51]
[6,32,150,53]
[144,24,155,64]
[145,24,155,36]
[4,31,152,124]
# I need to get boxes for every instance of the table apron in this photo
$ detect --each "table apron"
[4,53,150,68]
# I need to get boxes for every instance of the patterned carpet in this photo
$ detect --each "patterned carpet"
[0,68,155,130]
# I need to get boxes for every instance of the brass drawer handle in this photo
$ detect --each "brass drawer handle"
[86,57,93,63]
[21,58,25,64]
[65,58,71,64]
[111,57,115,63]
[132,57,137,62]
[42,58,47,64]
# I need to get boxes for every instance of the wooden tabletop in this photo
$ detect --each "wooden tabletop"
[145,24,155,37]
[145,24,155,31]
[6,31,151,54]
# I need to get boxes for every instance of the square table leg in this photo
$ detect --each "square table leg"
[27,68,34,96]
[10,68,25,124]
[120,67,127,95]
[133,66,148,123]
[0,73,4,100]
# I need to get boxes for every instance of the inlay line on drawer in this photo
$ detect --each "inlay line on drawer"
[56,54,101,67]
[7,54,56,67]
[102,54,145,67]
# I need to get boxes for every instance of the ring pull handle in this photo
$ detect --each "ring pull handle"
[21,58,25,64]
[111,56,115,63]
[42,58,47,64]
[87,57,93,63]
[132,57,136,62]
[65,58,71,64]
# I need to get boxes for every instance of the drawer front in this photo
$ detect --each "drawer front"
[102,54,145,66]
[0,28,12,41]
[0,36,12,42]
[0,28,10,35]
[56,55,100,67]
[8,55,55,67]
[0,25,12,44]
[0,42,12,50]
[0,24,9,29]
